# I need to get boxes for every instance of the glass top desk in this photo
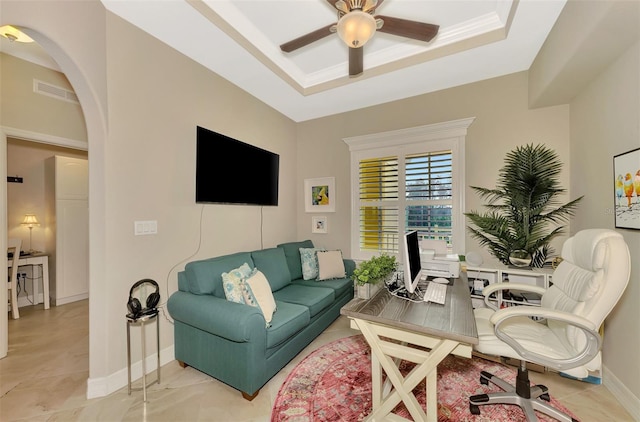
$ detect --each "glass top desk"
[341,275,478,422]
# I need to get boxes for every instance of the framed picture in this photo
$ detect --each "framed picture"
[613,147,640,230]
[312,216,328,234]
[304,177,336,213]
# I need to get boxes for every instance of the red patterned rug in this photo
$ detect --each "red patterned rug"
[271,335,579,421]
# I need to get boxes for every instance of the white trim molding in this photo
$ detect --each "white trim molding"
[344,117,475,260]
[603,364,640,421]
[86,344,175,399]
[1,126,88,151]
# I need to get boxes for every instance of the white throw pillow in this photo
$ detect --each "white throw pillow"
[245,269,277,326]
[317,250,346,281]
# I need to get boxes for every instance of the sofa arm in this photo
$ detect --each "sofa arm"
[343,259,356,278]
[167,292,266,343]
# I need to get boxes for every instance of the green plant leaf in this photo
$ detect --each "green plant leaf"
[465,144,583,267]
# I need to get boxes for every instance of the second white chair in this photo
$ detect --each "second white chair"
[7,238,22,319]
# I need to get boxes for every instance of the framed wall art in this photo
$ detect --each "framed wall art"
[312,216,328,234]
[304,177,335,213]
[613,147,640,230]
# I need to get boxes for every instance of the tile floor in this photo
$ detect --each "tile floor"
[1,300,634,421]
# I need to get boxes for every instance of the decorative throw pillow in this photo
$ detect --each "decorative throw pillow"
[317,250,346,281]
[245,269,277,327]
[299,247,325,280]
[221,263,253,304]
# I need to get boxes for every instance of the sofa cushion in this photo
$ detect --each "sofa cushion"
[266,301,310,349]
[245,269,277,326]
[277,240,314,280]
[273,284,335,317]
[292,277,353,298]
[185,252,254,297]
[251,247,292,292]
[300,247,326,280]
[317,250,346,280]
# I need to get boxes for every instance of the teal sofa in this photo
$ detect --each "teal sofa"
[167,240,355,400]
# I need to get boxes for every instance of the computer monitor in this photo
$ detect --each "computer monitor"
[403,231,422,294]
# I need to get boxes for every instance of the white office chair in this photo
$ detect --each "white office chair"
[469,229,631,421]
[7,238,23,319]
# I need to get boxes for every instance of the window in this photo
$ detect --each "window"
[344,118,474,261]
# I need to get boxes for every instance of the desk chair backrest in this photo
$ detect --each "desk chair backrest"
[542,229,630,366]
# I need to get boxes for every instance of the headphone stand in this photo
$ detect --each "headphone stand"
[126,311,160,401]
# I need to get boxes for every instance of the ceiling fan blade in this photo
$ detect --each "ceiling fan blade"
[364,0,383,12]
[280,24,336,53]
[363,0,377,12]
[334,0,350,14]
[349,47,364,76]
[375,15,439,42]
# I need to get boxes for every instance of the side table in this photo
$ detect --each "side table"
[126,311,160,401]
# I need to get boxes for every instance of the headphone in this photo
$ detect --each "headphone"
[127,279,160,319]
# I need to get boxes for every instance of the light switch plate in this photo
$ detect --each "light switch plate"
[134,220,158,235]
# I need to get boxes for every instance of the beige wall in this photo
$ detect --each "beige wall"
[297,71,572,266]
[1,1,297,393]
[570,41,640,400]
[102,13,297,375]
[0,53,87,142]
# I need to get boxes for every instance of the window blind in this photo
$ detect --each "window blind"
[357,150,453,253]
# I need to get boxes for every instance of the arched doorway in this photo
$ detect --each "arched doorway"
[0,22,108,399]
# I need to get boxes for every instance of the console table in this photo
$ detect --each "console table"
[341,275,478,422]
[7,252,50,310]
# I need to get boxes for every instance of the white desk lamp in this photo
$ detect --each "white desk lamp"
[21,213,40,253]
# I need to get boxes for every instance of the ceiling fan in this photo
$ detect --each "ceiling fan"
[279,0,439,77]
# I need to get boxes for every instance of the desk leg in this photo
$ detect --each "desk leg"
[356,319,459,422]
[42,259,50,309]
[32,267,40,305]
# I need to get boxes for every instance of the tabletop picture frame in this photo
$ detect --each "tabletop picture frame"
[304,177,335,213]
[613,147,640,230]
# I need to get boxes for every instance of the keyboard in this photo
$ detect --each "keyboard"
[423,282,447,305]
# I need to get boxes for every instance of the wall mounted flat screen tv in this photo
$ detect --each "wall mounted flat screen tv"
[196,126,279,206]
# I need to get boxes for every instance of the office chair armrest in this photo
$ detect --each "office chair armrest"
[490,306,602,371]
[481,283,547,311]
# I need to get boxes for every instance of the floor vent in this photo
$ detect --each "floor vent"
[33,79,79,104]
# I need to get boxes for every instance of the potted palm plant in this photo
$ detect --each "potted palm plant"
[465,144,582,268]
[352,254,398,299]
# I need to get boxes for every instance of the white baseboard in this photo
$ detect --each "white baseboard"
[603,364,640,421]
[53,293,89,306]
[17,293,44,308]
[86,345,174,399]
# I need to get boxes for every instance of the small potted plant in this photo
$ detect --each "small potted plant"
[352,254,398,299]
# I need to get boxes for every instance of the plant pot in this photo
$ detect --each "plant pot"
[356,282,382,300]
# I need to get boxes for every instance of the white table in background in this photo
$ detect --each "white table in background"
[8,252,50,310]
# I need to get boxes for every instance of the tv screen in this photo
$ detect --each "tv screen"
[196,126,279,206]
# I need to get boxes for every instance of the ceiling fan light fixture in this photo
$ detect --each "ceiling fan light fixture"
[337,10,376,48]
[0,25,34,43]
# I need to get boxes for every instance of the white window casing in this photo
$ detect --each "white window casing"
[344,117,474,261]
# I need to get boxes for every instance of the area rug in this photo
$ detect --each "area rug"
[271,335,579,421]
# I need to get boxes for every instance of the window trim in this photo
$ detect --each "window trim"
[344,118,475,261]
